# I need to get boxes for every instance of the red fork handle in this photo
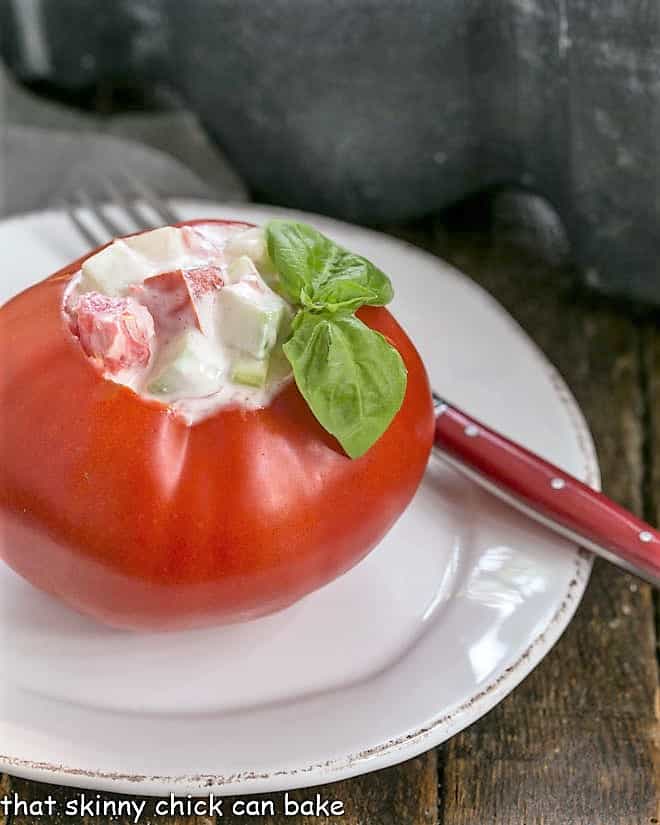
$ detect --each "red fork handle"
[433,401,660,587]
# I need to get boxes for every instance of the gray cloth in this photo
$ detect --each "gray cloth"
[0,64,248,217]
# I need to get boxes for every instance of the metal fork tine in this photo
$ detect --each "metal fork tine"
[62,202,105,249]
[74,186,125,241]
[120,173,179,226]
[64,172,180,251]
[96,176,159,233]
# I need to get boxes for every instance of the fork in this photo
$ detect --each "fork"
[65,176,660,587]
[63,173,180,249]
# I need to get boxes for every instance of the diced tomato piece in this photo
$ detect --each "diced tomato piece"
[184,265,224,299]
[71,292,154,373]
[135,270,195,333]
[135,266,223,336]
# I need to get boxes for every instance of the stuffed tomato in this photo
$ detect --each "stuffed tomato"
[0,218,434,630]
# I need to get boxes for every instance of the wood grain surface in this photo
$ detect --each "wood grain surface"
[414,212,660,825]
[2,203,658,824]
[645,326,660,531]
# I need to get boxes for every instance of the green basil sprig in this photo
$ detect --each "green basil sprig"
[266,220,407,458]
[266,220,393,313]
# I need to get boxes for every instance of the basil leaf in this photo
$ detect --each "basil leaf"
[266,220,329,304]
[267,220,405,458]
[306,250,393,313]
[266,220,393,312]
[284,312,407,458]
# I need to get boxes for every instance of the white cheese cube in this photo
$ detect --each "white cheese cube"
[148,329,225,398]
[79,241,151,296]
[216,275,287,359]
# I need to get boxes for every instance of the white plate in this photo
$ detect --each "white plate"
[0,201,596,795]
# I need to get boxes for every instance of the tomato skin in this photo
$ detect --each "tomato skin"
[0,220,435,630]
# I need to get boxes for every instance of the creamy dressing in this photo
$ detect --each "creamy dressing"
[64,222,293,424]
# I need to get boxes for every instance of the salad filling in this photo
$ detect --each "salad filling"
[64,218,407,457]
[65,223,293,423]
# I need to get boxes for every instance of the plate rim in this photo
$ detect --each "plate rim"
[0,200,596,795]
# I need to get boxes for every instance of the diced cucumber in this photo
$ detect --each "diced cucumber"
[268,346,293,383]
[79,228,190,297]
[231,355,270,388]
[124,226,188,265]
[216,275,287,359]
[79,241,150,296]
[226,255,259,284]
[275,305,294,345]
[225,227,277,284]
[148,329,225,397]
[225,227,269,268]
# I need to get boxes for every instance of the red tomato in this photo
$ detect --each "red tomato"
[0,220,435,630]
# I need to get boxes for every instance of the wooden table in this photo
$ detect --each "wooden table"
[3,197,659,824]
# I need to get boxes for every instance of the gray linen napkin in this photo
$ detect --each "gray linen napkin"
[0,64,249,217]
